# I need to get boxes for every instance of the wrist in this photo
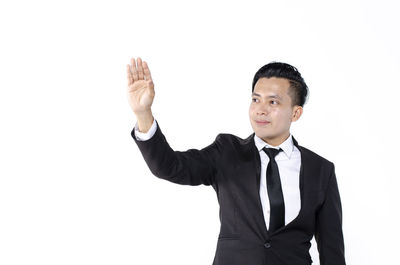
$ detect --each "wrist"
[135,110,154,133]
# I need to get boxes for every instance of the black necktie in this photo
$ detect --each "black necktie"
[263,147,285,232]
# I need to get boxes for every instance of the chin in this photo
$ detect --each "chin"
[259,134,273,141]
[254,131,271,139]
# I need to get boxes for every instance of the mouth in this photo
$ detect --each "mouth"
[255,120,270,125]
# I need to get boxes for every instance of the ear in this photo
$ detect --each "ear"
[291,106,303,122]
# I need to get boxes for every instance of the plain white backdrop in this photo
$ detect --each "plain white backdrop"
[1,0,399,264]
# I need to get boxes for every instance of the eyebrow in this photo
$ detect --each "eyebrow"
[252,92,283,100]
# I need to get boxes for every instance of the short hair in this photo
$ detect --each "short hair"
[251,62,309,107]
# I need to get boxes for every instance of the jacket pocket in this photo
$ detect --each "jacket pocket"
[218,235,240,241]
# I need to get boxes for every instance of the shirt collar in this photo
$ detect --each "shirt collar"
[253,133,295,159]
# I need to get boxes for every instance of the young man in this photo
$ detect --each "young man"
[127,58,346,265]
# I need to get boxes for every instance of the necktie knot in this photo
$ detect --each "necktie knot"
[263,147,282,160]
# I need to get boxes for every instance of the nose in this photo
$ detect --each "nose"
[256,103,269,115]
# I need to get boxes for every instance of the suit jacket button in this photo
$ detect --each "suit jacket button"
[264,242,271,248]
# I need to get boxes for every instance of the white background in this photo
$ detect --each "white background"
[1,0,399,264]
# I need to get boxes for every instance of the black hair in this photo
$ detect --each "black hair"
[251,62,309,107]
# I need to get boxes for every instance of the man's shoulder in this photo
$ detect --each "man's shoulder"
[210,132,256,158]
[215,132,254,146]
[296,143,334,167]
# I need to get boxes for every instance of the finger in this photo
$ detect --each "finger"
[137,57,144,80]
[126,64,133,85]
[143,61,153,82]
[131,58,139,81]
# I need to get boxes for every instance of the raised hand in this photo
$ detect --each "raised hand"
[126,57,155,114]
[127,57,155,132]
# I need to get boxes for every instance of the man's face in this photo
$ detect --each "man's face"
[249,77,302,146]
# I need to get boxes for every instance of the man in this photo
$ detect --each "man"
[127,57,346,265]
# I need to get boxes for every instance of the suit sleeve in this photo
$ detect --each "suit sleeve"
[131,120,221,186]
[315,163,346,265]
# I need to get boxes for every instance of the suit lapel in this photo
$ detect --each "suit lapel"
[289,137,305,223]
[238,133,270,238]
[239,133,272,238]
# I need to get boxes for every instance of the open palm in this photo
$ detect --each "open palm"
[126,57,154,114]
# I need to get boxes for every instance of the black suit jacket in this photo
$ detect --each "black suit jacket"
[131,120,346,265]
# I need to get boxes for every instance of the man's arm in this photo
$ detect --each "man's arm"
[127,57,220,186]
[131,119,221,186]
[314,163,346,265]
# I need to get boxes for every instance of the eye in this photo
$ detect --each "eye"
[270,100,278,105]
[252,98,259,103]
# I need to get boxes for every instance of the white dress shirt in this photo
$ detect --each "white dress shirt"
[134,119,301,230]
